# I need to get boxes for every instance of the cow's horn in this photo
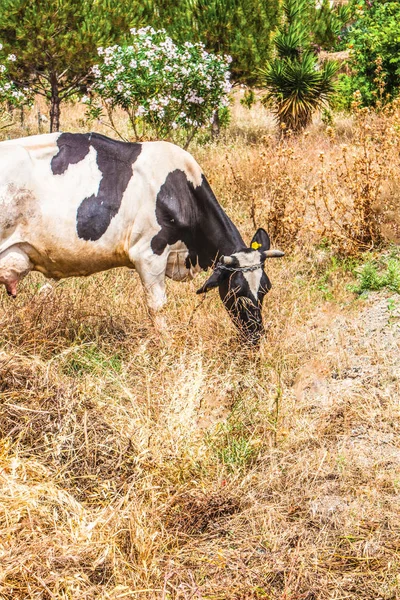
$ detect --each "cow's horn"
[262,249,285,258]
[221,255,235,265]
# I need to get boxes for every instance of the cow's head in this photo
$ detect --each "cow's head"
[196,228,284,344]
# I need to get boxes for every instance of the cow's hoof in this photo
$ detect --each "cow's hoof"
[153,314,168,332]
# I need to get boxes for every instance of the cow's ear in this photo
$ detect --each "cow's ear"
[250,228,270,251]
[196,268,225,294]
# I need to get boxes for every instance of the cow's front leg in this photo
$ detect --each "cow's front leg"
[134,255,168,332]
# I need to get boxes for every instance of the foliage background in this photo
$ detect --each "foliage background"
[335,0,400,108]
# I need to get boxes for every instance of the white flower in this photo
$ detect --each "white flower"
[91,65,101,78]
[7,54,16,62]
[81,95,90,104]
[186,91,204,104]
[149,99,159,111]
[97,47,104,55]
[129,59,137,69]
[158,96,170,106]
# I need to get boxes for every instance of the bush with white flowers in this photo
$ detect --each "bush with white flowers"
[84,27,232,145]
[0,45,29,109]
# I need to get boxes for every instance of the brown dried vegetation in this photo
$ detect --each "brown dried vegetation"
[1,97,400,598]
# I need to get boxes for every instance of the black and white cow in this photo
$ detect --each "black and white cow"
[0,132,283,342]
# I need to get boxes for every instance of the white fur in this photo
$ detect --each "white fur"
[231,250,263,299]
[0,134,204,306]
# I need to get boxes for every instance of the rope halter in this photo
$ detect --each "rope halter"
[215,262,263,273]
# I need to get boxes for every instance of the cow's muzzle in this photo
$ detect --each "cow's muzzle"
[228,297,264,345]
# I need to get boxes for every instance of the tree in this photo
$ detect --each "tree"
[0,0,145,131]
[142,0,281,84]
[307,0,352,51]
[85,27,232,147]
[260,0,339,133]
[341,0,400,107]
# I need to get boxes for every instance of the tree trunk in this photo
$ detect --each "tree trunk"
[49,73,61,132]
[211,109,220,140]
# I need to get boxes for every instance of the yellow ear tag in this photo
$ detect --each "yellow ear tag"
[251,241,262,250]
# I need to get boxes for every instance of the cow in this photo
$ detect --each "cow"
[0,132,284,343]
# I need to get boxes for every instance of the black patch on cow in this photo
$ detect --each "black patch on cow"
[150,168,273,343]
[217,269,271,345]
[51,132,142,241]
[261,272,272,296]
[51,133,91,175]
[151,170,244,270]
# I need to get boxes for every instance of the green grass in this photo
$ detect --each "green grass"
[316,255,357,300]
[349,251,400,296]
[62,344,123,376]
[209,419,260,473]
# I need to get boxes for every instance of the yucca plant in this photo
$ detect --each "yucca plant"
[260,0,339,133]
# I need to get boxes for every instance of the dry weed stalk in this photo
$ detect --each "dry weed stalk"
[309,99,400,253]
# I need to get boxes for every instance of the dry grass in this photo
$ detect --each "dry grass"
[1,96,400,599]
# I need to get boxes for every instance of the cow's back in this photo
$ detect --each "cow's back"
[0,133,205,280]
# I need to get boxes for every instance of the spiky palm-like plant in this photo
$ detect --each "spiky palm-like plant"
[260,0,339,133]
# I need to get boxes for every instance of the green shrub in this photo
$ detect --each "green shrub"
[260,0,338,133]
[343,0,400,107]
[0,48,29,110]
[84,27,231,146]
[350,254,400,295]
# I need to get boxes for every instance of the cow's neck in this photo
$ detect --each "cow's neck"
[150,172,246,270]
[191,177,245,269]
